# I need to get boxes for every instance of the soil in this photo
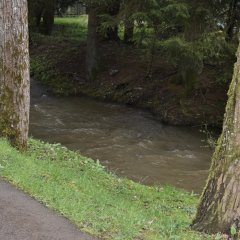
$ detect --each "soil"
[31,38,229,127]
[0,178,97,240]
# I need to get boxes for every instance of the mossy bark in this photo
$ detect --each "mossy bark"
[192,44,240,234]
[0,0,30,150]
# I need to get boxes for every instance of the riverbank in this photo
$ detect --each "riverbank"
[0,138,215,239]
[30,16,229,127]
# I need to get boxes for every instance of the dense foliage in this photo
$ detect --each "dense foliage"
[116,0,237,82]
[28,0,239,87]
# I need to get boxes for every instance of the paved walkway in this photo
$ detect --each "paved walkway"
[0,178,97,240]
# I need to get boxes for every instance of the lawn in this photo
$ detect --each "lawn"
[54,16,88,41]
[0,139,215,240]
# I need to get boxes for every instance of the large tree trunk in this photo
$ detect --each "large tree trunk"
[86,8,99,80]
[192,44,240,234]
[0,0,30,150]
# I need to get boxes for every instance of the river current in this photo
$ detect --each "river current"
[30,81,213,193]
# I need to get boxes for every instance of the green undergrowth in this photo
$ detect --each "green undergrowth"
[30,55,77,96]
[30,16,88,95]
[0,138,216,239]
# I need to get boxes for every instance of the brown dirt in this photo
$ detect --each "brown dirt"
[0,178,97,240]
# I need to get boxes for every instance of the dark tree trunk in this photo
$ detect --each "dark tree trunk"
[226,0,238,41]
[192,44,240,235]
[28,0,44,32]
[86,8,99,80]
[105,1,120,41]
[0,0,30,150]
[42,0,55,35]
[106,26,119,41]
[35,7,43,31]
[124,19,134,44]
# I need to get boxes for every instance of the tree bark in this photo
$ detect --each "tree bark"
[0,0,30,150]
[86,8,99,80]
[192,44,240,234]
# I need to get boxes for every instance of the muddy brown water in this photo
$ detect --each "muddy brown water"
[30,81,213,193]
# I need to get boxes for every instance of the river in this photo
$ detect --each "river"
[30,81,213,193]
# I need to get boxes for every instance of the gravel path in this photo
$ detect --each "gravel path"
[0,178,97,240]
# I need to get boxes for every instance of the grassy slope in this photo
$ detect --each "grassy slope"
[0,139,214,240]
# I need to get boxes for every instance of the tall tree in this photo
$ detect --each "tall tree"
[104,0,120,41]
[192,43,240,234]
[123,18,134,44]
[226,0,239,41]
[211,0,240,41]
[28,0,57,35]
[0,0,30,149]
[42,0,55,35]
[121,0,134,44]
[28,0,44,32]
[86,6,99,80]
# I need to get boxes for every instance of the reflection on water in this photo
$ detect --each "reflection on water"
[30,81,212,193]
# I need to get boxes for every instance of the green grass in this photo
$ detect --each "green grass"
[0,138,215,239]
[53,16,88,41]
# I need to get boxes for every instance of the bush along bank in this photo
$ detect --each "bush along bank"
[0,138,217,240]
